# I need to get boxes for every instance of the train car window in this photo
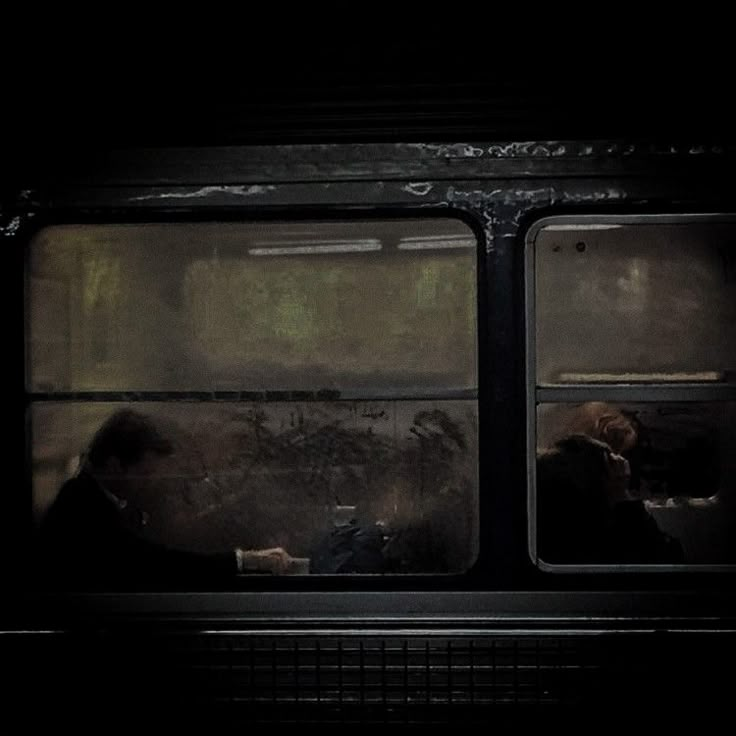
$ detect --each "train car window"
[27,220,479,580]
[529,217,736,568]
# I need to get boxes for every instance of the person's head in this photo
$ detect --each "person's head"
[84,409,175,504]
[537,434,630,508]
[561,402,638,455]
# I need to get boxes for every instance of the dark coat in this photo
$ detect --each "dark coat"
[538,489,684,565]
[536,438,684,565]
[38,471,237,586]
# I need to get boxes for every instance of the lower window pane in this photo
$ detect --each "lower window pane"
[535,402,736,565]
[32,401,478,578]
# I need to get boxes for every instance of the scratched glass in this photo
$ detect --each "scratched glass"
[28,220,479,575]
[536,401,736,565]
[28,221,477,394]
[534,222,736,385]
[532,219,736,568]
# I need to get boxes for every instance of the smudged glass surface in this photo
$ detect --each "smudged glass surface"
[32,401,479,573]
[534,223,736,384]
[28,220,477,394]
[536,402,736,564]
[27,219,479,575]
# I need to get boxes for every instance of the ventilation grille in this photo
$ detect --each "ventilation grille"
[8,629,735,724]
[171,636,595,711]
[5,632,606,723]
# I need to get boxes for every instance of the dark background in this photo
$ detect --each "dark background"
[3,17,735,726]
[3,15,733,185]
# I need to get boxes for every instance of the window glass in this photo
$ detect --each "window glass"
[28,221,477,394]
[536,401,736,565]
[531,218,735,567]
[28,220,479,578]
[535,223,736,385]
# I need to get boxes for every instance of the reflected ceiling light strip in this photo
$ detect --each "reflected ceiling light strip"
[556,371,724,383]
[252,239,381,246]
[398,236,476,250]
[544,224,623,231]
[248,241,381,256]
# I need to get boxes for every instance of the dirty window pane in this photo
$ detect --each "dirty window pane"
[532,218,735,568]
[27,219,478,578]
[534,223,736,385]
[27,221,477,394]
[33,401,479,574]
[535,402,736,565]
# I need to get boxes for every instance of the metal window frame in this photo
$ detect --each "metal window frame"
[26,212,484,579]
[525,213,736,573]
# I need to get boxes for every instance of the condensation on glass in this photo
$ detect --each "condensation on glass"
[534,222,736,385]
[531,218,736,567]
[27,220,479,575]
[28,221,477,394]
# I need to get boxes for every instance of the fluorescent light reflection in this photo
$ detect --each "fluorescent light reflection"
[544,224,623,231]
[398,235,476,250]
[249,240,381,256]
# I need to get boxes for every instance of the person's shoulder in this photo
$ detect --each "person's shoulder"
[42,471,109,528]
[611,500,665,539]
[612,499,650,520]
[611,500,684,563]
[52,472,101,506]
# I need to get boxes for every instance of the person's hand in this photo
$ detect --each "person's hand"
[605,451,631,505]
[236,547,308,574]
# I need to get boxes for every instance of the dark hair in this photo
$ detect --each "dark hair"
[536,434,617,563]
[86,409,173,471]
[537,434,612,505]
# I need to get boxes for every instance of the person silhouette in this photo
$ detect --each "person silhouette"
[39,409,297,584]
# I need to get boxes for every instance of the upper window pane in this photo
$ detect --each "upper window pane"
[28,220,477,394]
[534,221,736,385]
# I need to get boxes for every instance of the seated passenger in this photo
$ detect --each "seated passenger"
[38,409,298,584]
[537,434,683,564]
[557,401,638,454]
[309,516,390,574]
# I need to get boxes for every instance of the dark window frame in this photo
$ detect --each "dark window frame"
[525,212,736,573]
[23,209,489,587]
